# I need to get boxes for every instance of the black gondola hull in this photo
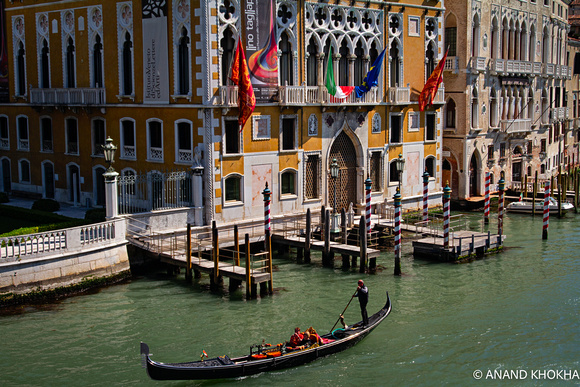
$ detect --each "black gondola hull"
[141,293,391,380]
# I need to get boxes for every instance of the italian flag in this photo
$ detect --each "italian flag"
[325,46,354,99]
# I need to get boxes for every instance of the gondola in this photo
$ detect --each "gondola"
[141,292,391,380]
[507,196,574,215]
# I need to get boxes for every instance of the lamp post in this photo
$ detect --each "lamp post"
[102,137,119,219]
[498,175,505,241]
[330,158,340,233]
[395,153,405,193]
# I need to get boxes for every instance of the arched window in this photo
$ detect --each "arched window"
[491,17,499,60]
[66,37,75,88]
[520,22,528,61]
[529,24,536,62]
[19,160,30,183]
[354,40,364,86]
[41,39,50,88]
[65,118,78,154]
[17,116,28,151]
[306,38,318,86]
[471,87,479,129]
[281,169,296,195]
[93,34,103,87]
[426,41,436,79]
[122,32,133,95]
[220,28,235,85]
[176,121,192,163]
[472,14,480,57]
[542,26,549,63]
[502,18,509,59]
[389,41,401,87]
[224,175,242,202]
[147,119,163,161]
[41,117,53,152]
[528,88,534,120]
[92,118,106,156]
[425,157,435,178]
[446,98,456,128]
[178,27,190,95]
[339,40,349,86]
[280,32,293,86]
[389,160,400,184]
[121,119,136,159]
[16,42,26,95]
[490,89,498,128]
[445,13,457,57]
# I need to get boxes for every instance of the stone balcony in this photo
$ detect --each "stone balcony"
[469,56,486,73]
[30,87,106,105]
[501,118,531,135]
[444,56,459,74]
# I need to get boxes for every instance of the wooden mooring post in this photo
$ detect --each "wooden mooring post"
[304,208,311,263]
[532,171,538,216]
[245,234,252,299]
[185,223,192,283]
[575,168,579,213]
[211,221,223,289]
[323,210,333,267]
[359,215,367,273]
[341,208,350,269]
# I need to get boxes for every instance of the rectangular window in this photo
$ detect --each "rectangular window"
[41,118,53,152]
[20,161,30,183]
[390,115,402,143]
[281,171,295,195]
[370,152,382,192]
[305,154,320,199]
[66,119,78,155]
[148,121,163,161]
[92,119,105,156]
[445,27,457,57]
[540,138,547,153]
[224,119,240,154]
[17,116,29,150]
[488,145,494,160]
[1,116,9,149]
[408,112,420,132]
[225,176,241,202]
[121,120,136,159]
[282,117,296,150]
[425,113,436,141]
[500,142,506,158]
[177,122,192,163]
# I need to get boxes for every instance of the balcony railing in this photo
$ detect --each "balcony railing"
[505,60,532,75]
[533,62,542,75]
[501,119,531,134]
[444,56,459,73]
[432,86,445,104]
[1,138,9,149]
[42,140,53,152]
[490,59,505,73]
[122,145,135,158]
[552,107,569,121]
[30,87,106,105]
[149,147,163,161]
[67,141,78,155]
[470,56,486,72]
[542,63,555,76]
[388,86,410,105]
[18,138,29,150]
[177,149,193,163]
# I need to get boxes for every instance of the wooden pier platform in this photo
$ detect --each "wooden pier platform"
[271,234,381,259]
[413,230,505,262]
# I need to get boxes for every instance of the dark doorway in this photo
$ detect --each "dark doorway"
[43,162,55,199]
[1,159,11,193]
[329,131,358,212]
[469,153,478,197]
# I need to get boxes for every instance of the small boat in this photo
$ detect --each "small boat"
[141,292,391,380]
[507,197,574,215]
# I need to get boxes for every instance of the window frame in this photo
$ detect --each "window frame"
[120,118,136,160]
[223,117,242,156]
[18,158,31,184]
[40,116,53,153]
[425,156,436,179]
[17,115,29,151]
[425,112,437,142]
[303,151,322,201]
[65,117,79,155]
[175,119,193,164]
[91,118,106,157]
[146,118,164,162]
[0,115,10,150]
[368,149,384,192]
[389,113,403,144]
[223,173,244,206]
[280,114,298,152]
[280,168,298,199]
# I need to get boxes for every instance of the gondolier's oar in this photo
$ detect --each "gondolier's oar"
[330,290,358,331]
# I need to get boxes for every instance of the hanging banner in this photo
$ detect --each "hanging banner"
[142,0,169,104]
[244,0,278,103]
[0,1,9,102]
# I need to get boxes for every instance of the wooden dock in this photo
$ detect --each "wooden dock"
[413,230,505,262]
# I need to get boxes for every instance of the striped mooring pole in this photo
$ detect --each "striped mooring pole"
[498,176,505,239]
[262,182,271,233]
[443,183,451,249]
[365,176,372,234]
[484,172,490,224]
[394,187,402,276]
[422,171,429,223]
[543,180,550,240]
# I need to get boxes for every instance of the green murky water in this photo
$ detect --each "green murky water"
[1,213,579,386]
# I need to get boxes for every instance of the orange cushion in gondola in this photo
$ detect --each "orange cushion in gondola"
[251,354,268,360]
[266,351,281,357]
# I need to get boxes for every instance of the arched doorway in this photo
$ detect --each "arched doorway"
[43,162,55,199]
[94,166,106,206]
[469,153,479,196]
[68,164,81,205]
[1,159,11,193]
[329,131,358,212]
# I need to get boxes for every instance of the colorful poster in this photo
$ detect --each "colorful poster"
[142,0,169,104]
[0,1,9,102]
[244,0,278,103]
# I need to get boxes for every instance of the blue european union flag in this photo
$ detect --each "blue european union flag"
[355,48,386,98]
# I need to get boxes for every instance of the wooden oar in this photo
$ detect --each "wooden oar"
[330,289,358,332]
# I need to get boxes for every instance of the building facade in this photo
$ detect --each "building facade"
[0,0,445,227]
[442,0,576,200]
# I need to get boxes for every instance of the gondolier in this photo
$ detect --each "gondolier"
[355,280,369,326]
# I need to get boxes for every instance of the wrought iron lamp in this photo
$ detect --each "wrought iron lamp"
[102,137,117,172]
[395,153,405,192]
[330,158,340,233]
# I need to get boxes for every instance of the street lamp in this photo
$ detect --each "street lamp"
[330,158,340,233]
[395,153,405,192]
[102,136,117,172]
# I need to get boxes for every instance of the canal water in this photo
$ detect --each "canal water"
[1,212,579,386]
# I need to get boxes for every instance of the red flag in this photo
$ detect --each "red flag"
[419,49,448,112]
[230,40,256,131]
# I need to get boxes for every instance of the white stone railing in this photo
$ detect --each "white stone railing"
[501,119,531,134]
[388,86,410,104]
[0,219,126,262]
[30,87,106,105]
[444,56,459,73]
[470,56,486,72]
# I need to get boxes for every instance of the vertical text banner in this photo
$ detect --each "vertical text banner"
[245,0,278,102]
[142,0,169,104]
